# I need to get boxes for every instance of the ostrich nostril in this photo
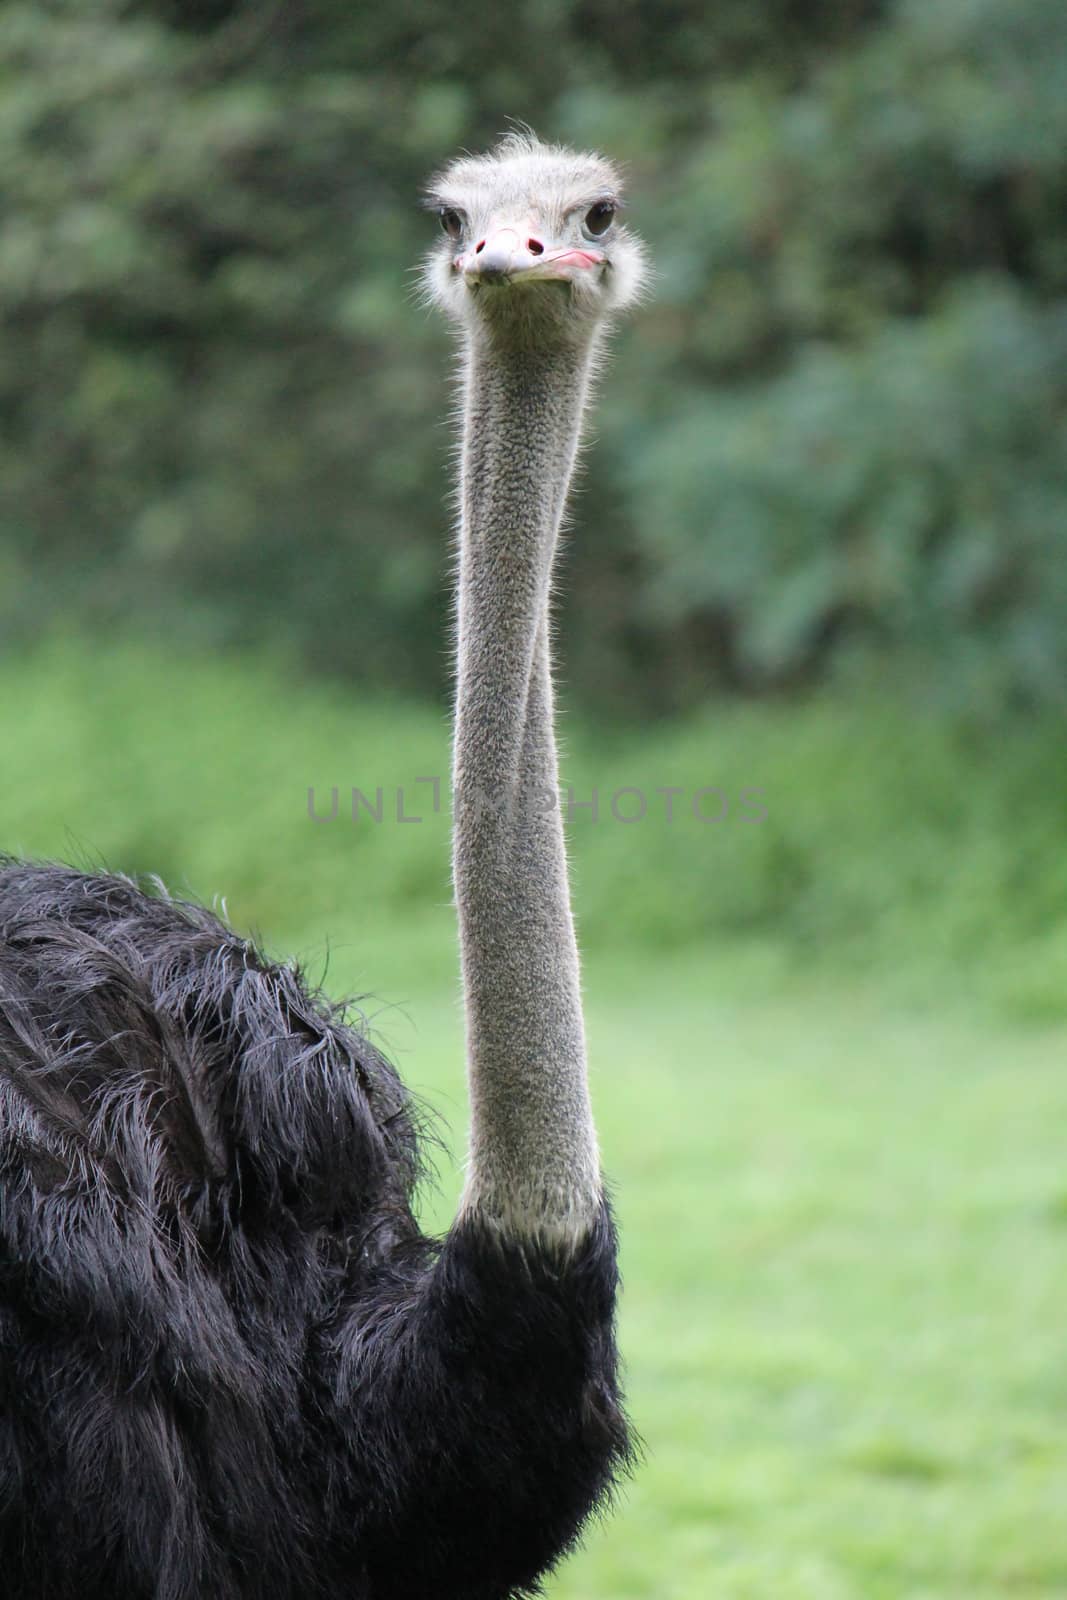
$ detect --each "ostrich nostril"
[475,240,486,253]
[527,238,545,255]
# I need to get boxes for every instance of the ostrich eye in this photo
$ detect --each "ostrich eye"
[583,200,616,237]
[439,208,464,241]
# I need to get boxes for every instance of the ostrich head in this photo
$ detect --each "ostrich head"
[423,130,647,348]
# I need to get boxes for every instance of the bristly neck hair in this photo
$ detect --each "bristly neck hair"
[452,328,601,1243]
[423,133,647,1246]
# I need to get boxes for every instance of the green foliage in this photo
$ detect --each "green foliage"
[0,0,1064,709]
[614,0,1067,705]
[626,284,1067,701]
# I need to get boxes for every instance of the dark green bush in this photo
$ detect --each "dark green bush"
[1,0,1064,711]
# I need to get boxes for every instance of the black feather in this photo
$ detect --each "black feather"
[0,859,630,1599]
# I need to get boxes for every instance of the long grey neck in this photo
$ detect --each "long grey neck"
[452,327,601,1245]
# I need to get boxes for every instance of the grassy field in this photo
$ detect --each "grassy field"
[341,949,1067,1600]
[3,637,1066,1597]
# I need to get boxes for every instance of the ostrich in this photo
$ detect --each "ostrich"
[0,133,647,1600]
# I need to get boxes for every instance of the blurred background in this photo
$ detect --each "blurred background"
[2,2,1066,1595]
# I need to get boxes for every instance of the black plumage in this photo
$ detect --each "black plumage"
[0,861,629,1600]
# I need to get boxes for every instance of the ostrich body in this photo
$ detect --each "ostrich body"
[0,134,646,1600]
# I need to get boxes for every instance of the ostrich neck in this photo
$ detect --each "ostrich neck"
[453,329,600,1242]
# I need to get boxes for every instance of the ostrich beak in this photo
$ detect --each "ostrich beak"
[462,226,604,285]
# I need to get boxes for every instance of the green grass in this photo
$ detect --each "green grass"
[3,635,1067,1597]
[557,965,1067,1600]
[6,633,1066,1015]
[364,953,1067,1600]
